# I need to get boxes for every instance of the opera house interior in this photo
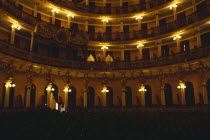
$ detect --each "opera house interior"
[0,0,210,139]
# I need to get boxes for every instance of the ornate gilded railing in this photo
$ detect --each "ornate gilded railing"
[48,0,173,14]
[0,1,209,43]
[0,40,210,70]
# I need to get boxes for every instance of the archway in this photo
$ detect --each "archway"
[207,79,210,105]
[125,86,132,107]
[1,83,14,107]
[107,87,113,107]
[164,84,173,106]
[145,85,152,107]
[68,86,76,108]
[24,84,36,107]
[87,87,94,107]
[185,82,195,105]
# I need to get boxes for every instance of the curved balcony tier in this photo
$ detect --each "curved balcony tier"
[1,1,209,44]
[0,40,210,71]
[46,0,173,15]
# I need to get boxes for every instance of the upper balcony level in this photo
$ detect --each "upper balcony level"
[42,0,173,15]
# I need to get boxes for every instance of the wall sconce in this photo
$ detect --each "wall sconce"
[63,87,72,92]
[46,87,55,91]
[5,83,16,88]
[101,86,109,93]
[173,35,182,40]
[51,8,59,13]
[101,19,109,23]
[170,4,177,10]
[11,25,21,30]
[137,43,144,48]
[139,84,147,92]
[135,16,143,20]
[101,46,109,50]
[177,81,186,89]
[67,14,75,18]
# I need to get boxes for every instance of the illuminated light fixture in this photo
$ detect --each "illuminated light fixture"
[170,4,177,10]
[101,86,109,93]
[173,35,182,40]
[67,14,75,18]
[177,81,186,89]
[137,43,144,48]
[101,19,109,23]
[5,83,16,88]
[11,25,21,30]
[139,84,147,92]
[51,8,59,13]
[135,16,143,20]
[63,87,72,92]
[46,87,55,91]
[101,46,109,50]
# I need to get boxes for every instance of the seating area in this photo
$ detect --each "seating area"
[0,108,210,139]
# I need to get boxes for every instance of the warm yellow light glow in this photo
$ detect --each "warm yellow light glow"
[101,46,109,50]
[11,25,21,30]
[137,43,144,48]
[135,16,143,20]
[173,35,182,40]
[51,8,59,13]
[63,88,72,92]
[67,14,75,18]
[46,87,55,91]
[5,83,16,88]
[101,19,109,23]
[170,4,177,10]
[177,81,186,89]
[139,84,147,92]
[101,86,109,93]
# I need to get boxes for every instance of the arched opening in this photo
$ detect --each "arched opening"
[24,84,36,107]
[185,82,195,105]
[107,87,113,107]
[164,84,173,106]
[68,86,76,108]
[9,86,15,108]
[145,85,152,107]
[87,87,94,107]
[207,79,210,105]
[125,86,132,107]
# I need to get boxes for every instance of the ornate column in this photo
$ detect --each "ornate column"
[63,84,71,110]
[46,83,54,108]
[139,84,146,106]
[25,84,32,107]
[192,0,196,12]
[83,78,89,108]
[137,43,144,60]
[67,14,74,28]
[33,0,38,17]
[177,80,186,105]
[101,46,108,61]
[30,32,34,51]
[196,28,202,47]
[51,9,59,25]
[120,78,127,107]
[4,78,16,107]
[101,85,109,107]
[10,25,21,44]
[173,35,182,53]
[160,85,166,106]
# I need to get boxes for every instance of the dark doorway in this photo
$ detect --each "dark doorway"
[180,40,190,52]
[71,23,79,32]
[185,82,195,105]
[125,86,132,107]
[201,32,210,47]
[123,25,129,40]
[164,84,173,106]
[88,25,95,40]
[145,85,152,107]
[141,23,148,37]
[106,3,111,14]
[68,86,76,108]
[89,2,95,13]
[9,86,15,108]
[87,87,94,107]
[107,87,113,107]
[106,26,112,40]
[161,45,170,57]
[124,50,131,62]
[143,48,150,60]
[122,2,128,13]
[196,1,207,11]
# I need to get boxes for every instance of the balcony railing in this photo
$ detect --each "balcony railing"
[0,40,210,70]
[48,0,173,14]
[1,0,209,43]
